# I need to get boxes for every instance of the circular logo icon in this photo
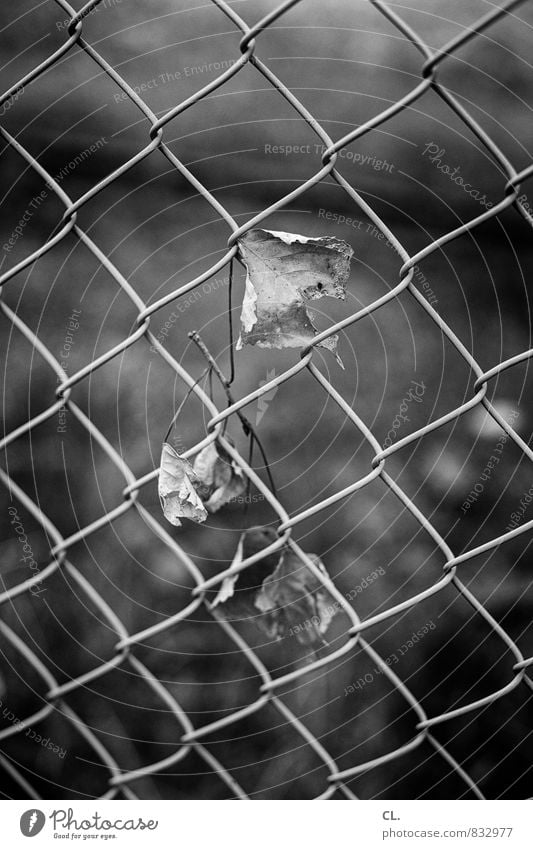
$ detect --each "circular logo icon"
[20,810,46,837]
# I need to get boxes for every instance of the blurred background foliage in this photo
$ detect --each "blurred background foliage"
[0,0,532,799]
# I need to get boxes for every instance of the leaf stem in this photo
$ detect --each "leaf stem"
[227,259,235,386]
[188,330,278,498]
[163,365,210,445]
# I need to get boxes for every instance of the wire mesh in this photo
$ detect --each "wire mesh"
[0,0,532,800]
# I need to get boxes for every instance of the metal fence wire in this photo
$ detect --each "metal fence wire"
[1,0,533,801]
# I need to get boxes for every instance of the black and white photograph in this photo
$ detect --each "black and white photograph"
[0,0,532,840]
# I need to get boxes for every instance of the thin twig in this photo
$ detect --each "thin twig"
[188,330,278,497]
[189,330,232,394]
[163,365,211,444]
[228,258,235,386]
[243,436,254,520]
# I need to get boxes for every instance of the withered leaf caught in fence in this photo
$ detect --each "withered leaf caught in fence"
[211,526,339,647]
[158,443,208,526]
[235,229,353,362]
[193,441,246,512]
[159,441,247,526]
[255,548,338,646]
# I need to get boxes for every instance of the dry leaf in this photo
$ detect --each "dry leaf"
[158,443,208,526]
[255,549,338,646]
[210,527,287,633]
[193,441,246,512]
[236,229,353,361]
[211,526,339,647]
[210,527,278,617]
[159,441,247,526]
[210,534,244,609]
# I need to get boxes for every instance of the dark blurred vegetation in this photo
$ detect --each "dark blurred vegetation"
[0,0,532,799]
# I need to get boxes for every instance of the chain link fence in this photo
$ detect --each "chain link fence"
[0,0,532,800]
